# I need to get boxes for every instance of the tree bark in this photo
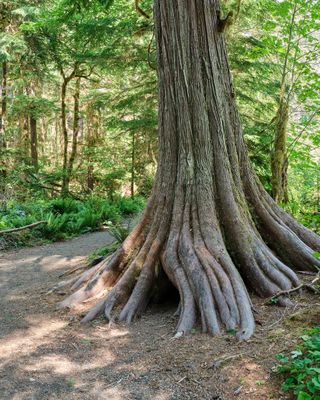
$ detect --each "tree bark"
[30,114,39,171]
[0,61,7,193]
[0,61,6,146]
[58,0,320,340]
[62,77,81,195]
[86,108,95,193]
[131,131,135,198]
[271,100,289,203]
[61,77,69,195]
[271,1,297,204]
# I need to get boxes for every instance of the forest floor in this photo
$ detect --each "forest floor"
[0,230,319,400]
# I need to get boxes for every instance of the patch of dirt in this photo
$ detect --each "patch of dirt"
[0,231,319,399]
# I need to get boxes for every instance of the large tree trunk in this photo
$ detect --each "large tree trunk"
[58,0,320,340]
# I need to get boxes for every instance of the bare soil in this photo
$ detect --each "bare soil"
[0,231,319,400]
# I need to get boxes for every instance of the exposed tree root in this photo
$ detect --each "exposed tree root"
[56,186,315,341]
[55,176,319,341]
[53,0,320,341]
[55,174,320,341]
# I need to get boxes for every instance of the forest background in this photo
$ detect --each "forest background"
[1,0,320,247]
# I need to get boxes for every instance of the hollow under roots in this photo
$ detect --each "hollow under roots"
[57,185,320,341]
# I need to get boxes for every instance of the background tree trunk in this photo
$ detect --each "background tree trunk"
[61,77,69,195]
[271,100,289,203]
[0,61,7,194]
[131,131,135,198]
[63,77,81,195]
[270,1,297,204]
[59,0,320,340]
[86,108,95,193]
[30,114,38,171]
[0,61,7,148]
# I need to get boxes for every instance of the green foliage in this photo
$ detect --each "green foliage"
[283,202,320,234]
[108,222,131,243]
[113,196,146,216]
[0,195,144,247]
[2,0,320,250]
[87,241,119,263]
[87,220,131,263]
[276,327,320,399]
[48,197,80,214]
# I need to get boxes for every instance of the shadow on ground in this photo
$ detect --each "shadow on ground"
[0,230,318,399]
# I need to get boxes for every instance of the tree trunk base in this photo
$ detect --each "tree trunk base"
[57,189,320,341]
[57,0,320,341]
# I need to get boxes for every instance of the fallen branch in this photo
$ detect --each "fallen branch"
[267,274,320,303]
[0,221,47,235]
[135,0,150,18]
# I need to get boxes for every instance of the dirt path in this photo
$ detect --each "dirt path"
[0,231,319,400]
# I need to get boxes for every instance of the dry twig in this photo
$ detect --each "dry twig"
[267,274,320,304]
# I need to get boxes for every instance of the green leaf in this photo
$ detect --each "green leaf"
[297,392,312,400]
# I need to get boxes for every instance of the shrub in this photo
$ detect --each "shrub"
[0,195,145,249]
[87,222,130,263]
[114,196,146,216]
[47,197,80,215]
[276,326,320,400]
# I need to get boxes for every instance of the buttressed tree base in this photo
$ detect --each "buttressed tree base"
[59,0,320,340]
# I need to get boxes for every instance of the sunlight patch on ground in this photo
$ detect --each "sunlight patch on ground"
[0,255,39,269]
[38,255,85,272]
[90,382,130,400]
[0,317,67,361]
[24,354,77,375]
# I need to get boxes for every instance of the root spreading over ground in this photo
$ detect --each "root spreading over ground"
[58,0,320,340]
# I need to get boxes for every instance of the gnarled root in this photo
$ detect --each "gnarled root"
[56,187,318,340]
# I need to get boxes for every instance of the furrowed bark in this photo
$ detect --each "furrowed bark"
[30,114,38,171]
[56,0,320,340]
[0,61,7,193]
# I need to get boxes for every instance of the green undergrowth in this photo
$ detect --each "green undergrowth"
[0,196,145,248]
[284,202,320,234]
[87,222,131,263]
[276,326,320,400]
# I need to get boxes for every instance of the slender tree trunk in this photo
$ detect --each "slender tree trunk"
[86,108,95,192]
[59,0,320,340]
[61,78,69,195]
[54,117,60,169]
[282,157,289,203]
[63,77,81,194]
[0,61,7,193]
[0,61,6,147]
[30,114,38,171]
[271,99,289,203]
[271,1,297,203]
[61,73,80,195]
[87,165,94,192]
[131,131,135,198]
